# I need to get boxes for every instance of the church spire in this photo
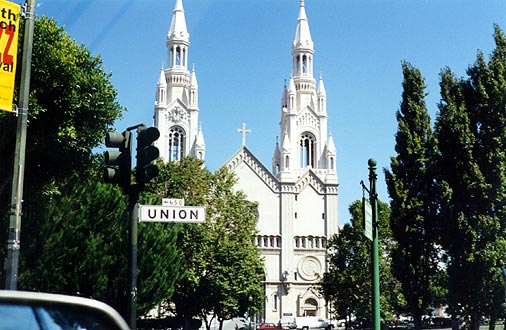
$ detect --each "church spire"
[167,0,190,69]
[275,0,335,178]
[292,0,314,78]
[293,0,313,51]
[154,0,204,163]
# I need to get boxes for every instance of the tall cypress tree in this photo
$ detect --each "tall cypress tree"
[435,26,506,330]
[385,62,441,330]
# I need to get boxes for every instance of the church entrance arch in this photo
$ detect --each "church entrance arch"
[302,297,318,316]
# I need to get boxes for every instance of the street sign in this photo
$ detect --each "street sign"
[139,205,205,223]
[363,197,373,241]
[162,198,185,206]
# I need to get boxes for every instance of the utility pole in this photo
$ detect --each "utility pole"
[4,0,36,290]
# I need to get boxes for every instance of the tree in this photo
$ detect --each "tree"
[0,15,124,277]
[18,173,129,311]
[385,62,442,330]
[435,25,506,330]
[144,158,265,330]
[320,199,402,327]
[0,15,123,205]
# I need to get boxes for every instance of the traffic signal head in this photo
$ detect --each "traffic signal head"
[136,126,160,184]
[104,130,132,189]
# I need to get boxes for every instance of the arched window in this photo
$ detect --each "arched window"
[168,126,185,161]
[300,132,316,168]
[302,55,307,74]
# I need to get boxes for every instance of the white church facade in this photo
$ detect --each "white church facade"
[154,0,339,323]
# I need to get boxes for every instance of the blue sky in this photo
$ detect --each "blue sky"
[35,0,506,224]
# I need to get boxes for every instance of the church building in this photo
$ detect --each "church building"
[154,0,339,323]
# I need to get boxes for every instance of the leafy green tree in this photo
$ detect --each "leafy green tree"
[0,15,123,204]
[18,174,129,311]
[320,199,402,327]
[385,62,442,330]
[435,25,506,330]
[0,16,123,276]
[144,158,264,330]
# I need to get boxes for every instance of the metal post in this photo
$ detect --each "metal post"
[368,159,380,330]
[4,0,36,290]
[128,186,140,329]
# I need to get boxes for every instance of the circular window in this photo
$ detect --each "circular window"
[297,256,322,281]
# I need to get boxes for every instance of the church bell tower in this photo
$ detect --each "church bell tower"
[154,0,205,162]
[273,0,336,183]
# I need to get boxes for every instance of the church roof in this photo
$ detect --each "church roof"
[224,147,337,195]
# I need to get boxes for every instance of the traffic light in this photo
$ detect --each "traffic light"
[104,130,132,189]
[136,125,160,184]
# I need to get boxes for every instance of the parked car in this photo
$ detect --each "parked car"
[260,323,279,330]
[295,317,329,330]
[279,317,297,330]
[329,319,347,329]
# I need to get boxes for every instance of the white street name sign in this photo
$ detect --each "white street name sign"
[139,205,205,223]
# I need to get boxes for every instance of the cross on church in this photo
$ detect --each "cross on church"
[237,122,251,147]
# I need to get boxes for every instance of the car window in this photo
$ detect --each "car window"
[0,302,124,330]
[0,305,41,330]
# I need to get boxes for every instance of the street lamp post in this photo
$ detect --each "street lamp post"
[368,159,380,330]
[362,159,380,330]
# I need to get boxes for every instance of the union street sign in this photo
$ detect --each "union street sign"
[138,205,205,223]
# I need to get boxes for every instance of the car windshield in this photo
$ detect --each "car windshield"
[0,303,123,330]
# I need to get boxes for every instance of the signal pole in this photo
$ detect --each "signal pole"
[368,159,380,330]
[4,0,36,290]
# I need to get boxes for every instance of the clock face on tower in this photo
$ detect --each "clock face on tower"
[167,106,188,124]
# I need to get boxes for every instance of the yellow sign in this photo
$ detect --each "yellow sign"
[0,0,20,112]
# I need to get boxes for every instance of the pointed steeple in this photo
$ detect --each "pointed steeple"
[327,131,336,155]
[317,72,326,96]
[167,0,190,70]
[272,137,281,174]
[326,131,337,171]
[281,131,291,153]
[157,65,166,87]
[156,65,167,106]
[293,0,313,51]
[168,0,189,43]
[195,123,206,160]
[317,72,327,114]
[190,64,198,88]
[281,80,288,112]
